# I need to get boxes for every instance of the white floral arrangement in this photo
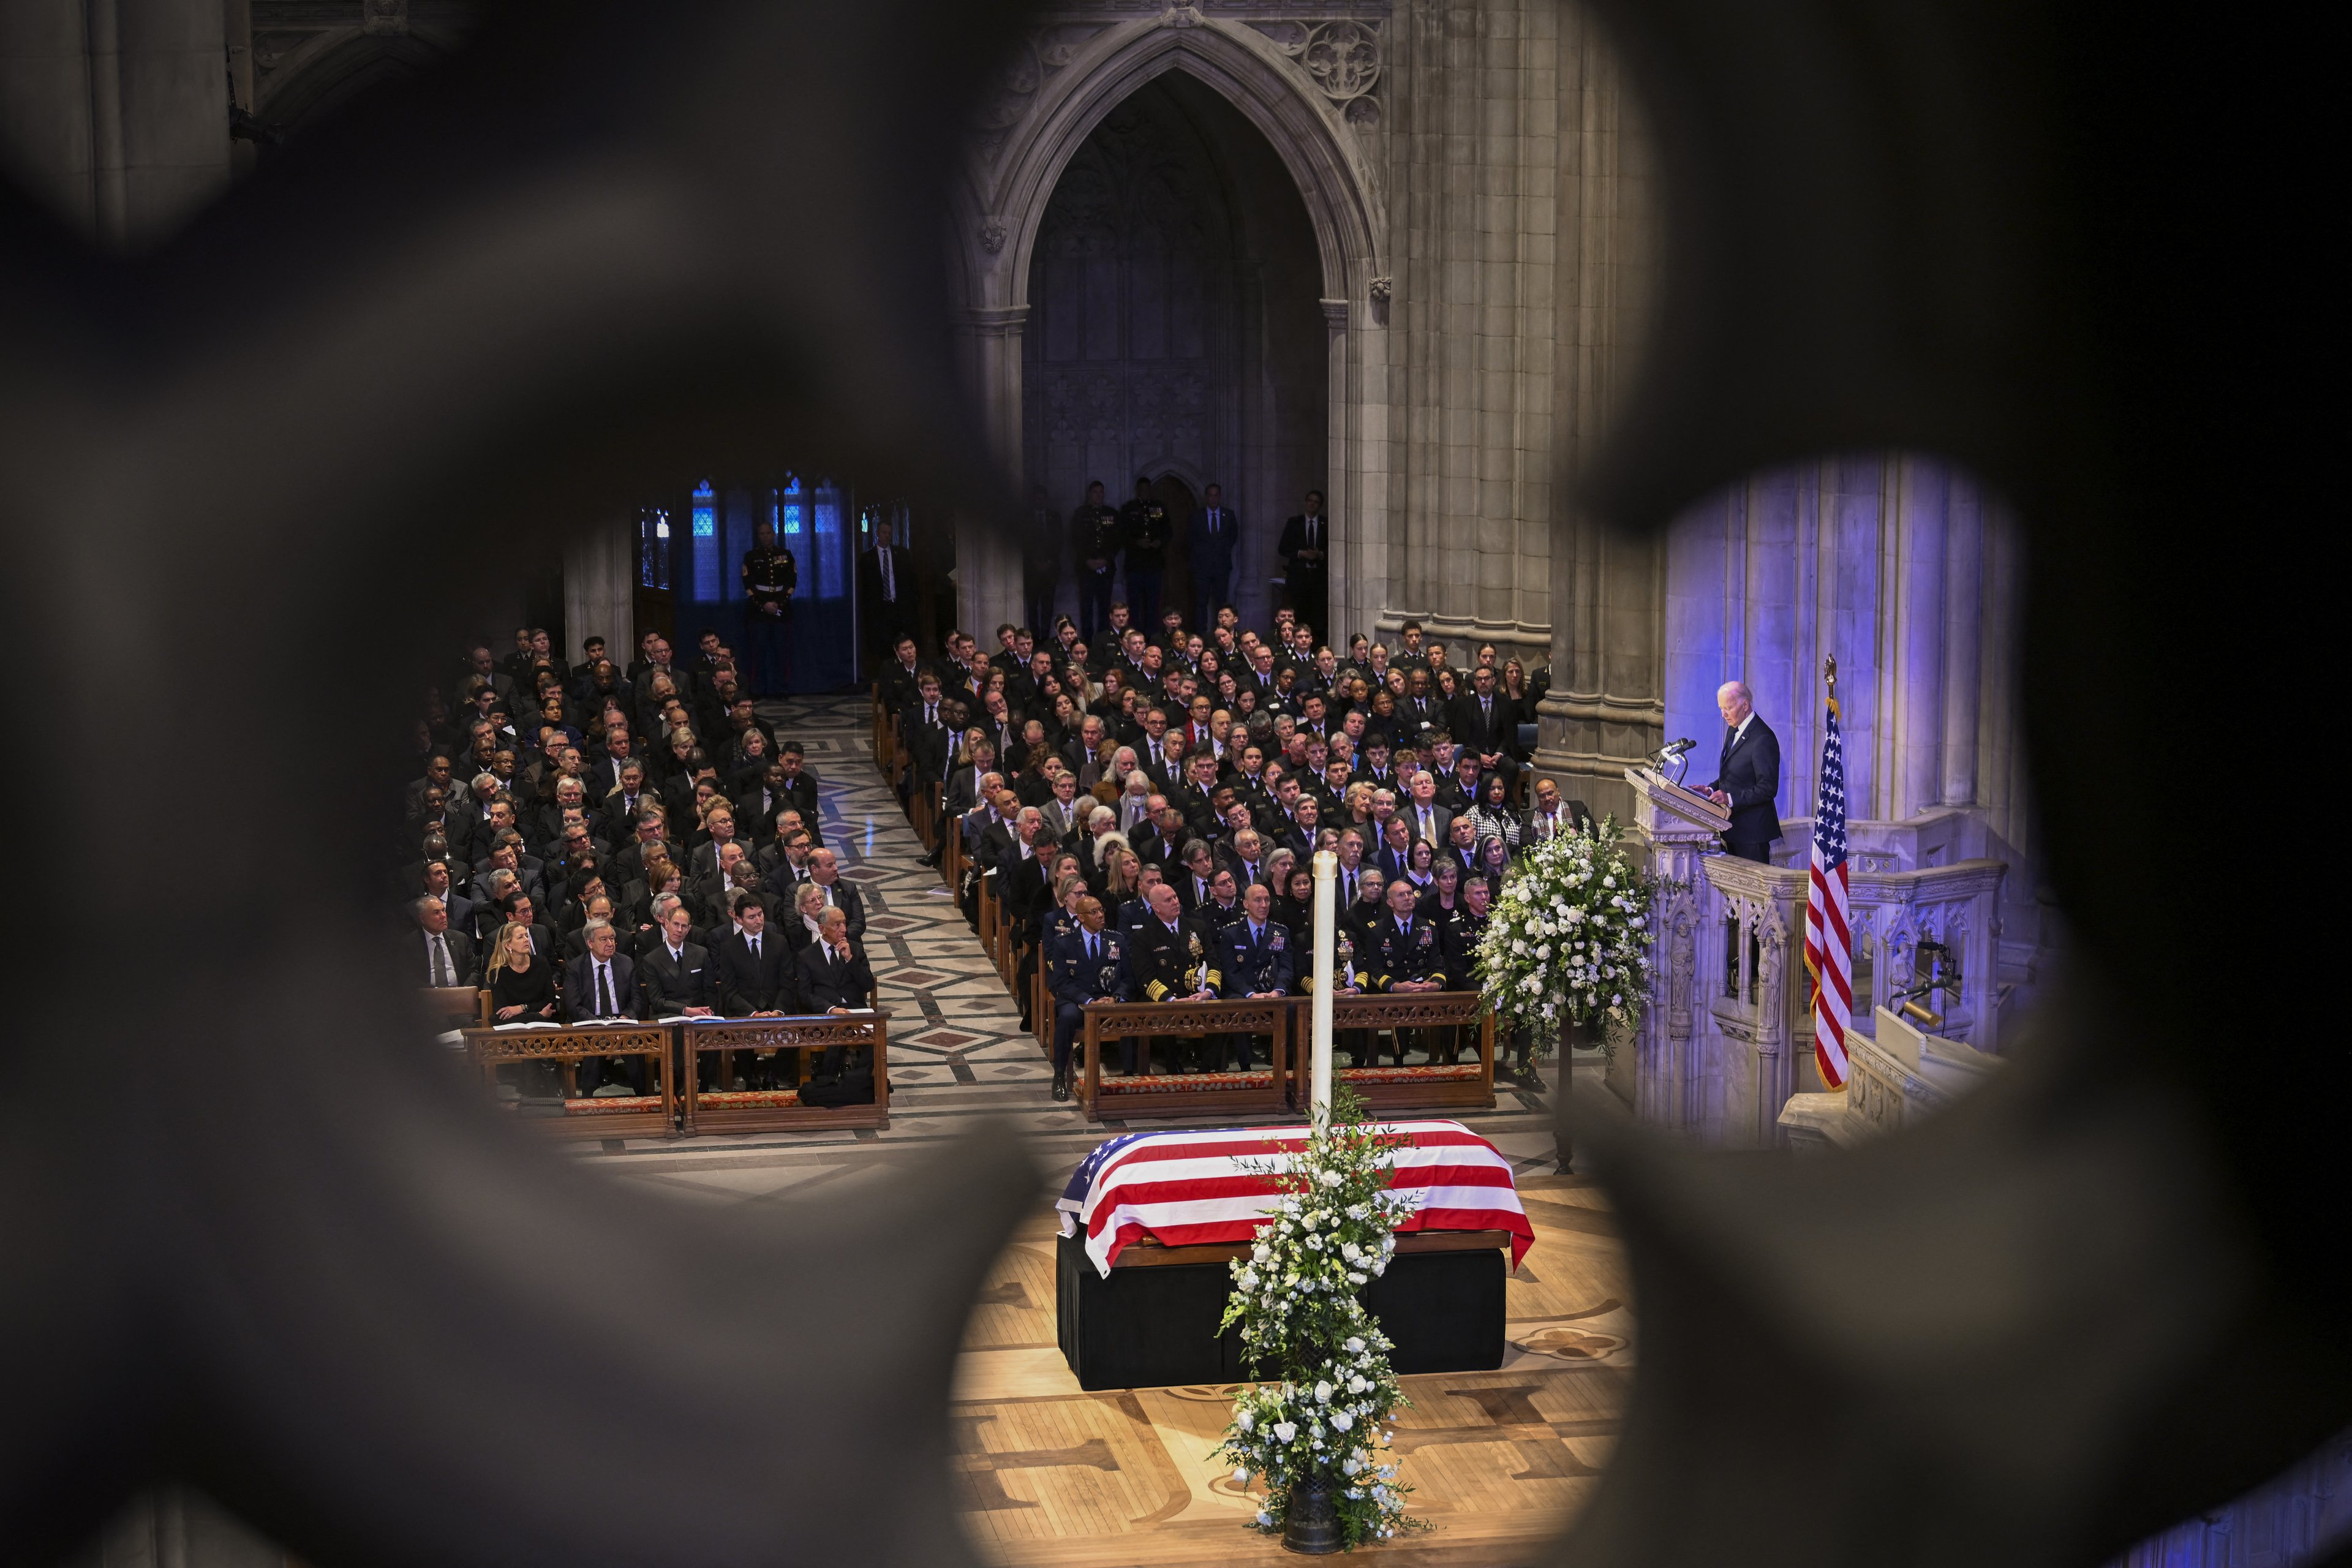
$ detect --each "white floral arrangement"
[1213,1087,1422,1548]
[1474,813,1656,1056]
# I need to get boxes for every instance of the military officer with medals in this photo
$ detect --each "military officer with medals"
[1118,476,1172,626]
[1048,894,1129,1100]
[1069,481,1123,646]
[1299,922,1376,1067]
[1132,880,1219,1074]
[1363,876,1446,1066]
[740,517,797,698]
[1216,881,1294,1072]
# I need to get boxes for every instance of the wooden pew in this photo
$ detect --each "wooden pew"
[679,1011,891,1134]
[420,987,486,1030]
[460,1020,678,1140]
[1305,991,1496,1113]
[1079,997,1292,1121]
[940,810,965,891]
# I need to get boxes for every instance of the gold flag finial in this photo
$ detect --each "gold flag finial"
[1825,653,1839,715]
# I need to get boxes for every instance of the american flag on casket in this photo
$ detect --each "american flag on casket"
[1057,1121,1535,1278]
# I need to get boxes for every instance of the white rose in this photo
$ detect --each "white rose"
[1345,1336,1366,1354]
[1238,1409,1255,1431]
[1273,1421,1296,1442]
[1332,1411,1354,1431]
[1257,1510,1274,1527]
[1511,940,1526,956]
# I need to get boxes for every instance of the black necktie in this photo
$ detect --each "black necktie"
[597,962,614,1016]
[749,935,760,960]
[430,934,450,987]
[1087,933,1098,960]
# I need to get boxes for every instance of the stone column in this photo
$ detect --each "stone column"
[1532,0,1661,822]
[0,0,100,235]
[1375,0,1559,666]
[564,513,638,666]
[1887,455,1949,821]
[1940,469,1984,807]
[949,304,1028,639]
[0,0,233,249]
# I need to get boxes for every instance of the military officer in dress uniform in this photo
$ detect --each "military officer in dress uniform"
[1118,477,1172,627]
[1069,481,1123,646]
[740,518,797,698]
[1216,882,1294,1072]
[1363,876,1447,1066]
[1438,871,1493,1069]
[1131,880,1219,1074]
[1048,894,1129,1099]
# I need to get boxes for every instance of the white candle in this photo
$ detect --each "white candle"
[1311,848,1336,1128]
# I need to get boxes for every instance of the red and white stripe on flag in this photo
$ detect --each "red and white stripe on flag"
[1805,837,1852,1088]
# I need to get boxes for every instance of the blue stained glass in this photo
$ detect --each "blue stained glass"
[816,481,846,598]
[690,499,720,598]
[783,503,804,536]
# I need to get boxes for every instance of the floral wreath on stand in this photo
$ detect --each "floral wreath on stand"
[1474,814,1657,1061]
[1213,1085,1423,1548]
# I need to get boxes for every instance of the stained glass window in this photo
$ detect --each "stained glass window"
[690,480,720,600]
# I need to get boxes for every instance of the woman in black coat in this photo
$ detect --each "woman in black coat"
[487,919,559,1022]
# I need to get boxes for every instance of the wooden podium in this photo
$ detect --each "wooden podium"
[1623,764,1732,882]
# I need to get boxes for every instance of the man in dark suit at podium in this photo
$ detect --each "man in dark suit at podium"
[1705,679,1783,863]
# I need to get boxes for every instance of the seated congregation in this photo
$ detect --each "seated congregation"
[394,627,875,1106]
[876,599,1593,1106]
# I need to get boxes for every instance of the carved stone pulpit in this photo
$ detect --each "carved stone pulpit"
[1779,1006,2003,1150]
[1621,765,1732,885]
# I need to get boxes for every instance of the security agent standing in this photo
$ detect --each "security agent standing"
[1129,880,1219,1074]
[1216,882,1293,1072]
[1022,484,1062,636]
[1362,877,1446,1066]
[1118,477,1172,626]
[1047,895,1129,1099]
[740,518,797,699]
[1069,481,1123,645]
[1703,678,1783,863]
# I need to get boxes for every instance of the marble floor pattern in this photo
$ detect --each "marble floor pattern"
[565,695,1630,1562]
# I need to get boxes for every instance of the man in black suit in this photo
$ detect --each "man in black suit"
[1020,484,1062,635]
[564,919,644,1093]
[1704,679,1783,862]
[1447,665,1522,790]
[807,848,867,944]
[797,907,878,1080]
[857,517,915,665]
[410,896,477,989]
[1189,482,1240,633]
[714,893,799,1016]
[1521,777,1596,846]
[1275,489,1330,635]
[879,635,925,717]
[639,896,716,1018]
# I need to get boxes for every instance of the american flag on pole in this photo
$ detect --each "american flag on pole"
[1804,693,1852,1088]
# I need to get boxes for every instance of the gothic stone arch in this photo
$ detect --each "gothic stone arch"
[948,15,1393,640]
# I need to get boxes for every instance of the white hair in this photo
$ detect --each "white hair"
[1717,680,1753,705]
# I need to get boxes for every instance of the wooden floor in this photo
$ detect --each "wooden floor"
[949,1174,1634,1567]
